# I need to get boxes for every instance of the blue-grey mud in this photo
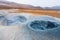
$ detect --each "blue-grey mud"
[0,12,60,40]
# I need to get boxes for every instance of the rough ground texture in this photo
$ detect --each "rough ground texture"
[0,11,60,40]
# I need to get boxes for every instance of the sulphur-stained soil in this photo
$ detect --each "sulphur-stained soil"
[0,9,60,18]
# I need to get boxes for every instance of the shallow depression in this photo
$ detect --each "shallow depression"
[28,20,59,31]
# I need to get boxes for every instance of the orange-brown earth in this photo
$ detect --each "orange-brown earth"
[1,9,60,18]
